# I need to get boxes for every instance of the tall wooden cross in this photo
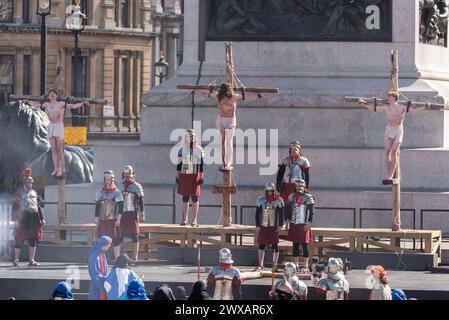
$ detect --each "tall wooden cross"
[10,94,106,226]
[345,50,446,231]
[177,42,279,227]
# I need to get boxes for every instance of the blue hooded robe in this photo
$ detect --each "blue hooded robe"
[88,236,112,300]
[51,281,74,300]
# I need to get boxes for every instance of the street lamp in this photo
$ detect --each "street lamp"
[36,0,52,95]
[154,51,169,84]
[66,0,87,126]
[66,0,86,57]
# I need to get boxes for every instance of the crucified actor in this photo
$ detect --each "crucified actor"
[194,84,265,170]
[357,91,430,181]
[21,89,90,178]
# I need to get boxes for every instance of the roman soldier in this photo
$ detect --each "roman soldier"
[176,129,205,226]
[276,141,311,208]
[207,248,243,300]
[315,257,349,300]
[116,165,144,261]
[255,182,284,271]
[12,175,45,266]
[287,179,315,271]
[95,170,124,260]
[270,262,308,300]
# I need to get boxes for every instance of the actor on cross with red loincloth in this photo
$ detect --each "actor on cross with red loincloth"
[95,170,124,260]
[12,175,45,266]
[176,129,205,226]
[116,165,144,261]
[255,182,285,271]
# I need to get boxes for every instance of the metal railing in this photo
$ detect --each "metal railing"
[65,114,140,133]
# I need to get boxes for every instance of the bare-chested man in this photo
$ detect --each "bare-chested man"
[21,89,89,178]
[358,91,429,180]
[195,83,264,170]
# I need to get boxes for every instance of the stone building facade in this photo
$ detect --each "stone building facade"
[0,0,183,133]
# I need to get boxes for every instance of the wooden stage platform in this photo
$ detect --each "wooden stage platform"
[43,224,443,262]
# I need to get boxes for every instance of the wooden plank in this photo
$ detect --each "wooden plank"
[41,236,74,246]
[358,238,404,253]
[177,84,279,94]
[425,235,433,253]
[344,97,446,110]
[310,237,351,249]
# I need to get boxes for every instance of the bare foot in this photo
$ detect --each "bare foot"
[51,170,57,176]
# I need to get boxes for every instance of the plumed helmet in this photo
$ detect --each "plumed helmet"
[185,129,197,145]
[264,182,276,192]
[218,248,233,264]
[289,141,303,154]
[328,257,343,273]
[122,165,134,179]
[104,170,115,182]
[294,179,306,189]
[284,262,297,277]
[23,175,34,184]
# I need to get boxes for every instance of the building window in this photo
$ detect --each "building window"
[23,0,30,23]
[23,55,31,95]
[121,0,129,28]
[71,56,87,126]
[0,55,14,106]
[121,58,128,115]
[0,0,13,23]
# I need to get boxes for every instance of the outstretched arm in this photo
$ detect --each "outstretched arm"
[409,102,430,114]
[357,98,385,112]
[238,91,266,102]
[66,100,90,110]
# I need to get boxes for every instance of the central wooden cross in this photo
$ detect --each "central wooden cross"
[177,42,279,227]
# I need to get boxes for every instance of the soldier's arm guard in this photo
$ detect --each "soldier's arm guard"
[199,157,204,173]
[277,206,285,226]
[138,196,144,212]
[276,166,285,191]
[307,204,314,223]
[117,201,124,215]
[232,278,242,300]
[95,202,100,218]
[303,168,310,187]
[255,206,262,227]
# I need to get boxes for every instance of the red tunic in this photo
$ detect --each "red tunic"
[120,212,139,236]
[97,219,120,240]
[14,216,42,241]
[280,182,295,206]
[178,173,201,197]
[288,223,312,244]
[257,226,279,245]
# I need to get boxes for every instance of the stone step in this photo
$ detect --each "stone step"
[45,183,449,235]
[91,144,449,189]
[140,104,448,148]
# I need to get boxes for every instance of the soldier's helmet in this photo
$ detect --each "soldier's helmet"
[218,248,233,264]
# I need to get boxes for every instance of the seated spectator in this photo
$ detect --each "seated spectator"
[152,284,176,300]
[51,282,74,300]
[104,254,141,300]
[121,279,149,300]
[174,286,187,300]
[188,280,211,300]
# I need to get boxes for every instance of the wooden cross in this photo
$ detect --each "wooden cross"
[10,94,106,226]
[177,42,279,228]
[344,50,446,231]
